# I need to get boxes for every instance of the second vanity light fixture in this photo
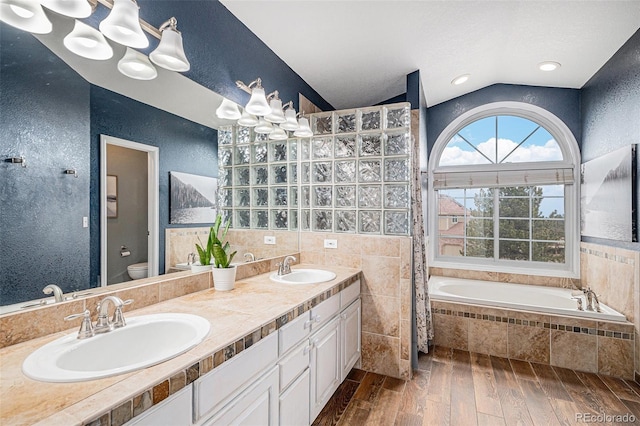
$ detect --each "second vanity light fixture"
[0,0,190,81]
[223,77,313,140]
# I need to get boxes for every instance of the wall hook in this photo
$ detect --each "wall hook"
[64,169,78,178]
[5,156,26,168]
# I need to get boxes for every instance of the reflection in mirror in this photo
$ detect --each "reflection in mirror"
[0,21,300,313]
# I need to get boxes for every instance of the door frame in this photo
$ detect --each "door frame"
[100,135,159,286]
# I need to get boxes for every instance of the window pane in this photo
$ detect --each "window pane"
[532,219,564,241]
[499,198,530,218]
[533,242,565,263]
[439,237,464,257]
[467,197,493,217]
[502,127,563,163]
[538,198,564,218]
[466,238,494,258]
[466,218,493,238]
[496,116,540,162]
[499,219,530,239]
[499,240,529,261]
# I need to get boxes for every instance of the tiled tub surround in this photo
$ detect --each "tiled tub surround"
[0,254,298,349]
[431,299,635,380]
[0,264,361,425]
[299,231,413,380]
[165,227,299,272]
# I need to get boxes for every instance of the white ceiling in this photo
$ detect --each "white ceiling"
[221,1,640,109]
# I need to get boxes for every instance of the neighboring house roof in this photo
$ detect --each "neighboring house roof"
[438,194,468,216]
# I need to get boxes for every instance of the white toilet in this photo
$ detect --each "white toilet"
[127,262,148,280]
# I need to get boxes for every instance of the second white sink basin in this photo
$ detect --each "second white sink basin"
[23,313,210,383]
[270,269,337,285]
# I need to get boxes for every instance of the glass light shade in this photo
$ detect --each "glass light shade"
[41,0,92,18]
[149,28,190,72]
[117,47,157,80]
[264,99,285,123]
[254,117,273,134]
[269,125,288,141]
[293,117,313,137]
[280,108,299,131]
[215,98,241,120]
[237,110,258,127]
[99,0,148,49]
[0,0,52,34]
[244,87,271,116]
[63,20,113,60]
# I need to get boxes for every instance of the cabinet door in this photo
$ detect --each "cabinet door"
[126,386,192,426]
[309,316,340,422]
[201,366,279,426]
[340,298,361,381]
[279,368,310,426]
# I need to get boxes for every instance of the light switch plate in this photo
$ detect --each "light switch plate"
[82,217,89,228]
[324,239,338,249]
[264,236,276,245]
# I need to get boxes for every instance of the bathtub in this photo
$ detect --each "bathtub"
[429,276,626,323]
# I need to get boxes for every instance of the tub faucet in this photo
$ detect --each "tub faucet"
[43,284,64,303]
[95,296,133,334]
[582,287,601,312]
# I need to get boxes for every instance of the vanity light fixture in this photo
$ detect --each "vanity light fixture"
[254,117,274,135]
[264,92,286,124]
[237,109,259,127]
[236,78,272,116]
[293,116,313,138]
[538,61,561,71]
[0,0,53,34]
[269,125,288,141]
[215,98,242,120]
[64,20,113,60]
[149,17,190,72]
[280,103,299,131]
[99,0,148,49]
[117,47,157,80]
[41,0,93,18]
[451,73,470,85]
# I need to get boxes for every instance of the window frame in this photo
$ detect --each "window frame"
[428,102,581,278]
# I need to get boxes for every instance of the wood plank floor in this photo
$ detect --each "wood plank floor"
[312,346,640,426]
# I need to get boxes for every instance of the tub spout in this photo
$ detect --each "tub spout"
[582,287,601,312]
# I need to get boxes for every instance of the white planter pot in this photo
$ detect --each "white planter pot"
[191,264,212,273]
[212,265,237,291]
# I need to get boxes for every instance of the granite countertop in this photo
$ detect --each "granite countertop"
[0,264,361,426]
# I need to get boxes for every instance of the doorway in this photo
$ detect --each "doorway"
[100,135,159,286]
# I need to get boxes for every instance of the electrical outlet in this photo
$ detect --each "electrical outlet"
[264,236,276,245]
[82,217,89,228]
[324,239,338,249]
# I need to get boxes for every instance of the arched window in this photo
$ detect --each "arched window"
[429,102,580,277]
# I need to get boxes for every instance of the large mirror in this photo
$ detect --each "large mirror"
[0,14,299,313]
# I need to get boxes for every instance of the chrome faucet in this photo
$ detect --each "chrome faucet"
[277,255,297,276]
[43,284,64,303]
[95,296,132,334]
[244,252,255,262]
[582,287,601,312]
[64,309,95,339]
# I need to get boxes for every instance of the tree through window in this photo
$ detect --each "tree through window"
[430,107,579,276]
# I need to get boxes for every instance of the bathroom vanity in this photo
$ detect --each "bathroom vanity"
[0,265,361,426]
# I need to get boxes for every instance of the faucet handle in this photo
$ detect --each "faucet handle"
[65,309,95,339]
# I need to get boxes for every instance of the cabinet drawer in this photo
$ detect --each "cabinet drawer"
[278,339,310,391]
[126,386,192,426]
[310,293,340,331]
[340,280,360,309]
[194,332,278,422]
[278,311,311,356]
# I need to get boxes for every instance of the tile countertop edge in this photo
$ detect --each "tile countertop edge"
[2,264,362,426]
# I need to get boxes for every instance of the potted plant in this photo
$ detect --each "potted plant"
[209,214,237,291]
[191,231,214,272]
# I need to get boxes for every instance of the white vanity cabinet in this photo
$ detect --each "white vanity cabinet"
[126,386,192,426]
[309,315,341,421]
[340,298,361,381]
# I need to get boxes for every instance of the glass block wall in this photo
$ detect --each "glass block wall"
[218,102,412,235]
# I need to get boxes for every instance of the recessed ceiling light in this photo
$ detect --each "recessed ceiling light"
[451,74,470,85]
[538,61,561,71]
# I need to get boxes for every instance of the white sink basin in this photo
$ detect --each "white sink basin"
[270,269,337,285]
[23,313,210,383]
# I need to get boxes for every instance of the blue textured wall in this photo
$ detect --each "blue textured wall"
[426,84,582,156]
[0,26,91,305]
[90,86,218,284]
[581,28,640,250]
